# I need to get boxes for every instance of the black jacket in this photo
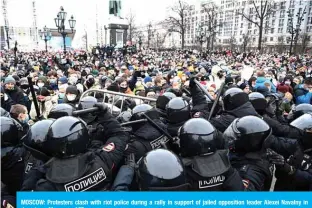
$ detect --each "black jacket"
[4,86,26,107]
[262,115,303,139]
[1,95,16,112]
[1,146,27,195]
[230,151,273,191]
[190,83,258,132]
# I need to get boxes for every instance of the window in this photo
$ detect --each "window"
[278,28,282,33]
[241,23,243,28]
[272,20,275,25]
[254,29,257,34]
[264,37,267,42]
[271,28,274,33]
[248,22,252,29]
[253,37,256,42]
[240,30,243,35]
[280,10,285,18]
[239,38,242,42]
[265,29,268,34]
[270,37,273,41]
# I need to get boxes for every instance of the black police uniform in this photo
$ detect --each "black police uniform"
[30,112,128,191]
[224,116,273,191]
[267,114,312,191]
[190,82,258,133]
[249,92,304,139]
[124,109,170,162]
[178,118,245,191]
[1,117,27,196]
[112,149,189,191]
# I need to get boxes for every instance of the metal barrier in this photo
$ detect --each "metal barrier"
[80,89,157,115]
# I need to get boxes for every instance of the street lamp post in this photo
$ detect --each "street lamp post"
[4,26,10,50]
[39,26,52,52]
[196,26,206,51]
[54,6,76,54]
[104,26,107,45]
[138,36,142,50]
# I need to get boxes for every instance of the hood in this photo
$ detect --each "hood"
[227,102,259,118]
[255,76,267,84]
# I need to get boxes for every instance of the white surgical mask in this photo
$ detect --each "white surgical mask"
[37,83,44,88]
[69,77,78,84]
[66,94,77,101]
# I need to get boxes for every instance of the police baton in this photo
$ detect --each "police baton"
[72,107,99,116]
[27,77,41,119]
[141,113,174,141]
[207,82,225,121]
[120,119,147,126]
[193,79,215,101]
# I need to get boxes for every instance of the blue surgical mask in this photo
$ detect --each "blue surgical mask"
[21,114,29,124]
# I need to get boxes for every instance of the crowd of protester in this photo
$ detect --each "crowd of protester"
[1,46,312,207]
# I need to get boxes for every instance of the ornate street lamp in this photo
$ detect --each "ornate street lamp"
[54,6,76,53]
[39,26,52,52]
[138,36,142,50]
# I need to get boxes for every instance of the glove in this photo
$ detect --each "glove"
[266,148,285,166]
[276,162,296,175]
[94,103,108,113]
[125,153,136,169]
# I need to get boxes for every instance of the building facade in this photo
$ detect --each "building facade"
[217,0,312,52]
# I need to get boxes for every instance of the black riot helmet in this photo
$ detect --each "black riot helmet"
[1,117,19,147]
[223,87,249,111]
[131,104,152,121]
[156,92,176,116]
[48,103,75,119]
[290,113,312,150]
[166,97,190,124]
[137,149,188,191]
[78,96,98,110]
[178,118,220,157]
[117,111,132,123]
[223,116,271,153]
[23,119,55,161]
[46,116,90,158]
[249,92,267,115]
[292,104,312,120]
[0,107,11,117]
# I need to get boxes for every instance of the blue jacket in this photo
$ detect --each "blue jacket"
[255,77,276,93]
[294,84,312,105]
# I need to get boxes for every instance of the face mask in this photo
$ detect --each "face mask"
[285,81,291,85]
[69,77,78,84]
[66,94,77,101]
[20,85,29,90]
[59,93,65,99]
[20,114,30,124]
[37,83,44,88]
[87,78,95,86]
[120,86,127,93]
[49,79,56,84]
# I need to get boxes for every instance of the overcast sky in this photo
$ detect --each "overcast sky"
[1,0,198,46]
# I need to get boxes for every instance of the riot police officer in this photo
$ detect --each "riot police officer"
[21,119,55,191]
[166,97,191,137]
[25,114,129,191]
[1,117,26,195]
[267,113,312,191]
[189,77,259,132]
[223,116,273,191]
[287,103,312,122]
[178,118,245,191]
[124,104,169,161]
[112,149,190,191]
[155,92,176,119]
[249,92,303,139]
[47,103,76,119]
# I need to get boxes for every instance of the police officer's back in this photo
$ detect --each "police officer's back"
[112,149,190,191]
[1,117,26,195]
[27,113,129,191]
[178,118,245,191]
[223,116,273,191]
[124,104,170,161]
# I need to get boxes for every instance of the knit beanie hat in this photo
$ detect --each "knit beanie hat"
[4,76,16,85]
[144,76,152,84]
[59,76,68,84]
[277,84,289,93]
